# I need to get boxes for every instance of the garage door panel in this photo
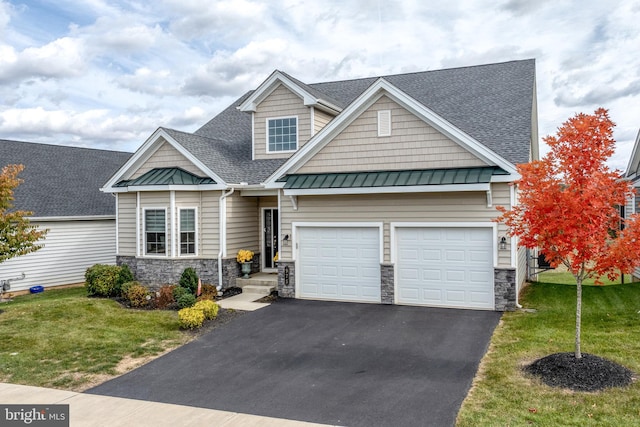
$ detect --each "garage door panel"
[397,227,494,309]
[299,227,381,303]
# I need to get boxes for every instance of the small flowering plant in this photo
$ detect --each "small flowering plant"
[273,252,279,263]
[236,249,254,263]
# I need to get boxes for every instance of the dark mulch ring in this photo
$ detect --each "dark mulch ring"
[524,352,635,392]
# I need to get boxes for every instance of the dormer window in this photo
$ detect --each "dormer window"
[267,116,298,152]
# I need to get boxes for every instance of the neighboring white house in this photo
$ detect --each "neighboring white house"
[0,140,131,292]
[624,129,640,280]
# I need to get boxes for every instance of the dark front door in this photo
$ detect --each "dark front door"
[263,208,278,270]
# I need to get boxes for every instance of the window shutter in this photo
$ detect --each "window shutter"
[378,110,391,137]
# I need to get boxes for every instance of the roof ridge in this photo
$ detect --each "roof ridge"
[0,138,132,155]
[307,58,535,87]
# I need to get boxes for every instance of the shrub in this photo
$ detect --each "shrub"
[85,264,121,297]
[172,286,190,301]
[197,284,218,301]
[177,293,196,309]
[156,285,175,309]
[124,282,150,308]
[179,267,199,295]
[194,300,219,320]
[178,307,205,329]
[116,264,135,295]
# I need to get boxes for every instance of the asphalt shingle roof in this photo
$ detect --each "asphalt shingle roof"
[174,59,535,183]
[0,140,131,217]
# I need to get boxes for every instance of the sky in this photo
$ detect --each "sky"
[0,0,638,171]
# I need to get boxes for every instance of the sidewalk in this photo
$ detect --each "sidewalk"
[0,383,334,426]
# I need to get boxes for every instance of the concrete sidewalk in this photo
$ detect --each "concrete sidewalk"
[0,383,333,426]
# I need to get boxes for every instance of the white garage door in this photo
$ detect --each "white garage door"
[396,227,494,309]
[298,227,381,303]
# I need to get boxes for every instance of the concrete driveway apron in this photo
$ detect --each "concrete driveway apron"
[88,299,501,427]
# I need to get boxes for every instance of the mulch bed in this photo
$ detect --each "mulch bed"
[254,291,279,303]
[183,307,247,337]
[524,352,635,392]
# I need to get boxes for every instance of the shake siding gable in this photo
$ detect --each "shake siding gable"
[296,95,488,174]
[314,109,335,134]
[279,183,512,267]
[131,139,206,179]
[254,84,311,160]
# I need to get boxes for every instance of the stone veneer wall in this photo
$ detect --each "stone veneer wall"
[116,254,261,290]
[380,263,394,304]
[494,267,516,311]
[277,261,295,298]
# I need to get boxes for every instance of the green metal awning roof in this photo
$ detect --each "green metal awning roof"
[278,167,508,190]
[114,167,216,187]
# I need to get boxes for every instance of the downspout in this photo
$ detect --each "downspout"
[218,187,235,292]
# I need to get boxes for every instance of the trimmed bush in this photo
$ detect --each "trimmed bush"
[177,293,196,309]
[178,307,205,329]
[85,264,121,297]
[194,300,219,320]
[116,264,135,295]
[124,282,150,308]
[172,286,190,301]
[179,267,199,295]
[156,285,175,309]
[197,284,218,301]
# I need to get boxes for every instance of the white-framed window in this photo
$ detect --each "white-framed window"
[144,208,167,255]
[179,208,197,256]
[267,116,298,152]
[378,110,391,137]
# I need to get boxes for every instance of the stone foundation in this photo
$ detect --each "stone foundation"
[277,261,295,298]
[494,267,517,311]
[116,254,261,290]
[380,263,394,304]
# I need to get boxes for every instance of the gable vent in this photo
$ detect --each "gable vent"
[378,110,391,137]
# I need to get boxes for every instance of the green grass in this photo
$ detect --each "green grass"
[537,271,633,286]
[0,287,187,391]
[457,280,640,426]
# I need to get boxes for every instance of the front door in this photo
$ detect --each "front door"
[263,208,278,270]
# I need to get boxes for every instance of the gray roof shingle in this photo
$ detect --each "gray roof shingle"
[0,140,131,217]
[176,59,535,182]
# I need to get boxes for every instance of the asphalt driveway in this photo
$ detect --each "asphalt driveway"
[88,299,501,426]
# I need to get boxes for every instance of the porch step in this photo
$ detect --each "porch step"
[235,273,277,295]
[241,284,276,295]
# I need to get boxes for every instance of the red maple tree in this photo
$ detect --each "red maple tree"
[496,108,640,358]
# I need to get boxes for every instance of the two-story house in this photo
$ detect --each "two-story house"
[102,59,538,311]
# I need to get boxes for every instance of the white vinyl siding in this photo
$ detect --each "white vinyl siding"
[280,183,511,267]
[297,95,488,174]
[0,219,117,292]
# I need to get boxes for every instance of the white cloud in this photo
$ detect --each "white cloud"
[0,37,85,84]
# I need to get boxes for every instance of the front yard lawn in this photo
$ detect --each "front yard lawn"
[457,279,640,426]
[0,287,189,391]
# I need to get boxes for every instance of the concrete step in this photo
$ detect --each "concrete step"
[236,273,278,288]
[240,284,276,295]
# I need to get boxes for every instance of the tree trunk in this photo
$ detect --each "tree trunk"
[575,276,582,359]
